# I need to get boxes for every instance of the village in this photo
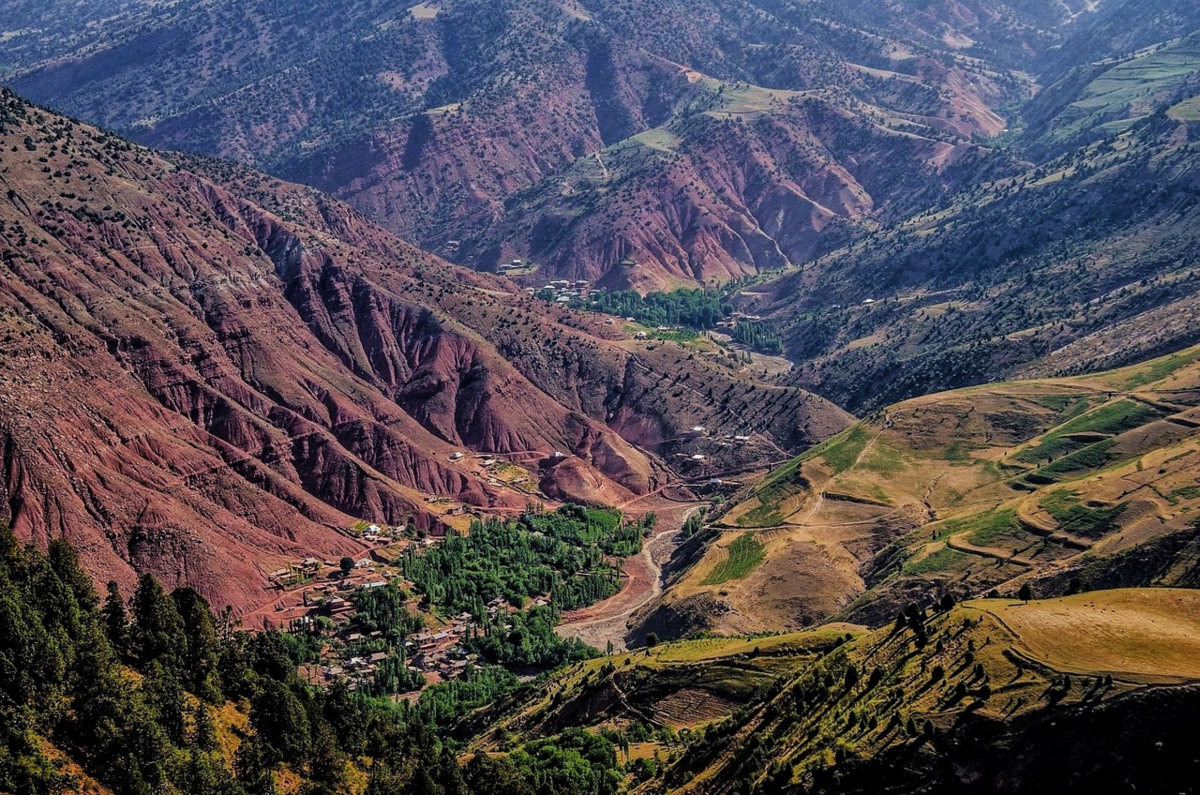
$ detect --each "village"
[265,538,556,696]
[529,276,593,305]
[257,463,572,698]
[249,423,733,697]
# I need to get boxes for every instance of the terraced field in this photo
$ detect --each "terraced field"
[641,344,1200,637]
[701,532,766,585]
[1046,34,1200,140]
[974,589,1200,683]
[485,588,1200,795]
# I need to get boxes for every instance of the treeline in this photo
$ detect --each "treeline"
[575,288,730,329]
[351,582,426,639]
[731,320,784,354]
[523,504,649,559]
[403,506,648,617]
[0,525,621,795]
[469,605,599,668]
[569,288,788,355]
[680,508,707,539]
[415,665,520,728]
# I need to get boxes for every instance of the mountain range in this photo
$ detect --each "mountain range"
[3,1,1200,793]
[2,0,1088,286]
[0,89,847,613]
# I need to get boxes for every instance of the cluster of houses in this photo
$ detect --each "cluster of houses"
[317,639,390,686]
[267,554,393,600]
[300,587,481,690]
[269,538,560,691]
[531,278,591,304]
[404,613,479,679]
[313,595,551,689]
[263,509,558,693]
[446,453,536,492]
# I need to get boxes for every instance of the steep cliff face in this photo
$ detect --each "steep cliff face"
[0,92,851,612]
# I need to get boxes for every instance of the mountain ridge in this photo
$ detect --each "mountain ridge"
[0,89,849,614]
[3,0,1076,287]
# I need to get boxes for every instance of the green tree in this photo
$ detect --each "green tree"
[235,735,279,795]
[102,581,130,659]
[47,537,99,615]
[251,679,312,766]
[171,587,221,700]
[130,574,186,669]
[307,722,348,794]
[142,660,187,744]
[464,753,532,795]
[192,702,219,752]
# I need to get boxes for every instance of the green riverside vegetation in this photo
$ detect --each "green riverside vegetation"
[562,287,786,354]
[403,506,649,616]
[574,288,729,329]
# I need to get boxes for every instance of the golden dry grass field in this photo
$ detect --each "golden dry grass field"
[972,589,1200,683]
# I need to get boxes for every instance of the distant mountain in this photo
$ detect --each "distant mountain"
[3,0,1091,286]
[0,90,848,613]
[735,35,1200,413]
[1032,0,1200,83]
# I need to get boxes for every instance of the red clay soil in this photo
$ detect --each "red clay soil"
[0,91,848,616]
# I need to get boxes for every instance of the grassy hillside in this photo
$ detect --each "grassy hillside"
[1038,34,1200,144]
[472,588,1200,794]
[634,344,1200,639]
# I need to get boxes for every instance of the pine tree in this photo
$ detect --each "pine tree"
[102,581,129,659]
[171,587,221,700]
[47,537,99,615]
[130,573,186,669]
[192,703,218,752]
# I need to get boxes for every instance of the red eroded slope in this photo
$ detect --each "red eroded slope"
[0,92,852,612]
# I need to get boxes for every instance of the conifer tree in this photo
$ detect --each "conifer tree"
[102,581,129,659]
[130,573,186,670]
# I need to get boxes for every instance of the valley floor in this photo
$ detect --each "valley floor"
[557,496,705,651]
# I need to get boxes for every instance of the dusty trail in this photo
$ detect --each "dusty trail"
[557,497,703,651]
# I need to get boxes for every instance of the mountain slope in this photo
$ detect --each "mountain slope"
[734,86,1200,413]
[632,345,1200,640]
[0,90,850,613]
[3,0,1076,285]
[472,589,1200,794]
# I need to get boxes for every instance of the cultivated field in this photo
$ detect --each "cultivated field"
[973,589,1200,683]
